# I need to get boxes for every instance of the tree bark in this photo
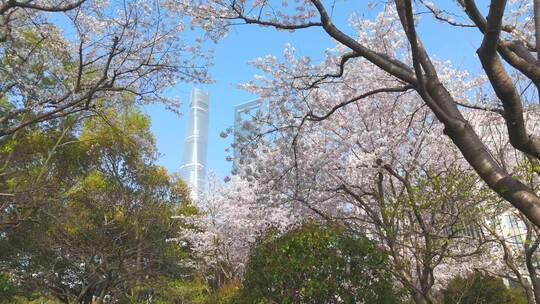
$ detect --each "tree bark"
[411,291,433,304]
[525,239,540,304]
[534,0,540,62]
[309,0,540,229]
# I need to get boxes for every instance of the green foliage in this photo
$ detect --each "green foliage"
[9,296,62,304]
[207,281,243,304]
[238,223,402,304]
[127,277,211,304]
[0,272,18,303]
[0,273,61,304]
[441,272,528,304]
[0,104,202,303]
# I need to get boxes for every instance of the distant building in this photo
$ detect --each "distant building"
[233,99,263,171]
[180,88,209,201]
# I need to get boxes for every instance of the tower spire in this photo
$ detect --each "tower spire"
[180,88,209,201]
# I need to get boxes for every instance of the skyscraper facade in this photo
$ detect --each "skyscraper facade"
[180,88,209,201]
[233,99,263,171]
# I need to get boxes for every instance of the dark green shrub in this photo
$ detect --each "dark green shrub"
[441,272,527,304]
[238,223,402,304]
[0,273,18,303]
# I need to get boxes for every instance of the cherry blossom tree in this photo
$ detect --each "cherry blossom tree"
[179,0,540,228]
[218,36,496,302]
[0,0,210,136]
[471,109,540,304]
[480,205,540,304]
[191,8,538,300]
[185,174,300,289]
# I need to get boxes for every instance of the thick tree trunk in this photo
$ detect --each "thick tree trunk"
[534,0,540,63]
[411,291,433,304]
[444,123,540,228]
[519,279,537,304]
[531,279,540,304]
[420,78,540,229]
[526,248,540,304]
[530,275,540,304]
[312,0,540,229]
[136,229,142,282]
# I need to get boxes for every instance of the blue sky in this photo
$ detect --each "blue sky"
[143,24,340,178]
[144,2,484,178]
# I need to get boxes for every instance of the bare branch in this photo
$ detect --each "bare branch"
[0,0,87,15]
[454,100,504,115]
[306,85,414,122]
[310,0,417,85]
[229,2,322,30]
[476,0,540,159]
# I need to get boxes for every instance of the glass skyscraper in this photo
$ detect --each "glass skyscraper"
[180,88,209,201]
[233,99,263,171]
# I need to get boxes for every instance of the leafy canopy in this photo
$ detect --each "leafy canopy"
[239,223,402,304]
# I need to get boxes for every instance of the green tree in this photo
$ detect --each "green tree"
[441,272,527,304]
[238,223,402,304]
[0,272,19,303]
[0,105,203,303]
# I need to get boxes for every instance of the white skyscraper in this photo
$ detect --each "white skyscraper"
[180,88,209,201]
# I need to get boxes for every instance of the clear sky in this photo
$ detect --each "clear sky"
[144,2,484,179]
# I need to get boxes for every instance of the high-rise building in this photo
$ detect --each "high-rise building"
[233,99,263,171]
[180,88,209,201]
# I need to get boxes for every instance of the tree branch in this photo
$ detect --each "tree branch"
[306,85,414,122]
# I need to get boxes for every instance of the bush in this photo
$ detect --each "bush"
[237,223,402,304]
[0,273,18,303]
[441,272,527,304]
[125,278,211,304]
[206,280,243,304]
